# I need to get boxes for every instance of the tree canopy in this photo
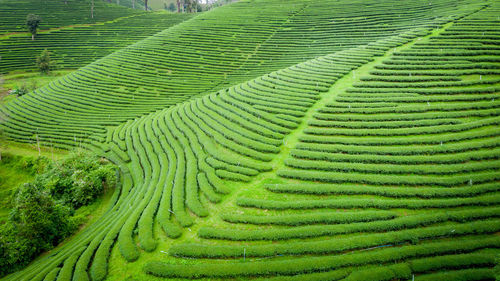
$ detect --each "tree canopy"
[26,14,41,40]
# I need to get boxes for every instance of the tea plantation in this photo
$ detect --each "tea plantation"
[0,0,499,280]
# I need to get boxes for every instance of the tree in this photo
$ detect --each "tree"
[168,2,176,11]
[0,151,116,277]
[10,183,74,248]
[144,0,148,10]
[26,14,41,41]
[184,0,195,12]
[36,49,55,74]
[177,0,182,12]
[91,0,95,18]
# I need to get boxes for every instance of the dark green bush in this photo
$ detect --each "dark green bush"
[0,150,117,277]
[37,150,117,208]
[0,183,75,276]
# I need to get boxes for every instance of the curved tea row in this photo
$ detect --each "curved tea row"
[4,36,375,280]
[2,0,498,280]
[145,3,500,280]
[1,0,479,152]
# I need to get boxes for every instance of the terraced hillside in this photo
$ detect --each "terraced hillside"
[0,12,193,72]
[108,0,147,10]
[0,0,140,35]
[2,0,500,280]
[1,0,484,149]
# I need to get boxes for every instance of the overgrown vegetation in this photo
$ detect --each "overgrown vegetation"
[0,151,116,277]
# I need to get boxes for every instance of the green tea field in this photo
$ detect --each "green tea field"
[0,0,499,280]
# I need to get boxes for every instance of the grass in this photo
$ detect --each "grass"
[0,142,67,222]
[1,70,74,98]
[0,156,34,222]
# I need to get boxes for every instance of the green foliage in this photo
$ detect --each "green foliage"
[35,150,117,208]
[1,12,192,73]
[415,268,495,281]
[237,193,500,210]
[3,0,140,34]
[36,49,55,74]
[0,154,49,214]
[26,14,41,39]
[170,220,500,258]
[220,210,397,226]
[0,150,116,277]
[10,83,29,96]
[10,183,75,247]
[166,2,176,11]
[0,183,75,276]
[144,237,500,278]
[410,253,496,273]
[199,207,500,241]
[2,1,500,280]
[344,264,412,281]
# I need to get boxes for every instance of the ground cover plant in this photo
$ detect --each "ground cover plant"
[0,0,499,280]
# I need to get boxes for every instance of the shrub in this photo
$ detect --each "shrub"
[0,183,75,276]
[0,150,116,277]
[36,49,55,74]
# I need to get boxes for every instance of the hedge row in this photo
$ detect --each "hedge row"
[220,210,397,226]
[284,158,498,175]
[236,193,500,210]
[144,236,500,278]
[290,146,499,165]
[278,168,499,187]
[199,207,500,241]
[170,220,500,258]
[265,182,500,198]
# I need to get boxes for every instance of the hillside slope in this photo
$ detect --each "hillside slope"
[0,12,193,73]
[1,0,483,149]
[0,0,140,35]
[3,0,499,280]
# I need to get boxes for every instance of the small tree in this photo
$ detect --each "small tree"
[26,14,41,41]
[168,3,176,11]
[36,49,55,74]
